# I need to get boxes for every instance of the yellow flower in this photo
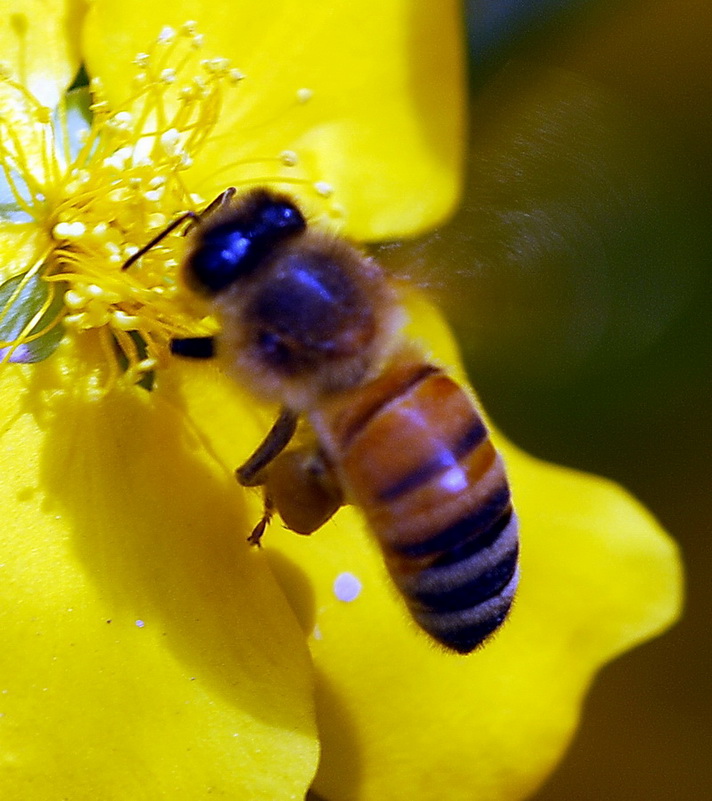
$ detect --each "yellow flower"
[0,3,681,801]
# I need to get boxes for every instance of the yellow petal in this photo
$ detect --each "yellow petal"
[176,290,682,801]
[0,0,82,107]
[81,0,465,240]
[0,336,318,799]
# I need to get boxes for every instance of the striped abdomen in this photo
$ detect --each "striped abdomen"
[315,360,518,653]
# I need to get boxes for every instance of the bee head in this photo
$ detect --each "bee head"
[185,189,306,294]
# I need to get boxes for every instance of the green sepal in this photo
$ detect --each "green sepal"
[0,271,64,363]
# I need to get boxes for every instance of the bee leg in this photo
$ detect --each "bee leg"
[170,336,215,359]
[235,407,299,487]
[247,491,275,547]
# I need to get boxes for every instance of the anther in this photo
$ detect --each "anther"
[158,26,176,44]
[53,221,86,239]
[314,181,334,198]
[280,150,299,167]
[112,310,142,330]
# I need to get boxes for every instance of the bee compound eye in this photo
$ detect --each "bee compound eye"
[185,197,306,294]
[187,229,252,293]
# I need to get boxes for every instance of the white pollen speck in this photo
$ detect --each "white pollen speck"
[135,619,145,628]
[296,87,313,104]
[312,624,323,641]
[333,572,362,603]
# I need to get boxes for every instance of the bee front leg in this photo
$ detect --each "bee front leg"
[236,408,298,545]
[235,407,299,487]
[247,491,275,547]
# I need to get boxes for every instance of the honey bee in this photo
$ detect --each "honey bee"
[128,187,519,653]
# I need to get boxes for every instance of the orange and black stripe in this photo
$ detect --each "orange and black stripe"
[316,359,519,653]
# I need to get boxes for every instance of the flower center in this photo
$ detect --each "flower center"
[0,22,338,388]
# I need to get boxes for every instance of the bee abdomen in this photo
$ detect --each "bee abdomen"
[396,507,519,653]
[320,361,519,653]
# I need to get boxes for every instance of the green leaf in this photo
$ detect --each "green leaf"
[0,271,64,363]
[53,86,93,164]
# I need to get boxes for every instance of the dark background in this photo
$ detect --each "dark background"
[401,1,711,798]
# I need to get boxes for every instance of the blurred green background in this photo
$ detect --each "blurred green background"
[389,1,711,798]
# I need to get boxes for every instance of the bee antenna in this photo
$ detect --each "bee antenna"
[122,211,198,271]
